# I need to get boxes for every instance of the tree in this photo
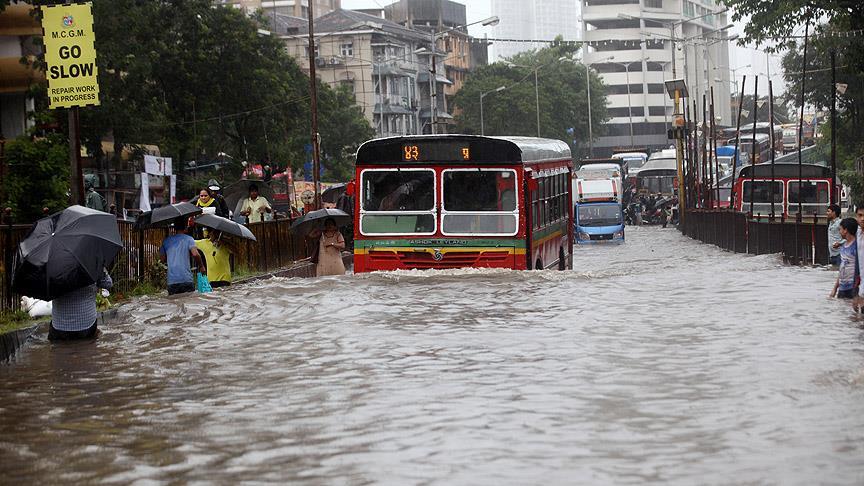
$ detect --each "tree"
[9,0,371,217]
[452,43,608,159]
[1,133,70,222]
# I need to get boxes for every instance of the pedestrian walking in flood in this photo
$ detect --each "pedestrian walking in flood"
[195,229,234,288]
[49,269,112,341]
[831,218,859,300]
[310,218,346,277]
[240,183,272,224]
[827,204,842,265]
[160,217,206,295]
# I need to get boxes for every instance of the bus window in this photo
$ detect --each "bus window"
[788,181,829,216]
[360,169,436,235]
[742,181,784,215]
[442,169,518,236]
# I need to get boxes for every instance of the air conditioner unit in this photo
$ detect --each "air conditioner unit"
[315,57,326,67]
[329,56,340,65]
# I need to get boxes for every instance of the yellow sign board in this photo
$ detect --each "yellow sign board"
[42,2,99,108]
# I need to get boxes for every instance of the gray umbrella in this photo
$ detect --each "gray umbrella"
[290,208,351,235]
[12,205,122,301]
[195,214,257,241]
[145,202,202,227]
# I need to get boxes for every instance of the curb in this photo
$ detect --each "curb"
[0,324,39,363]
[233,253,353,284]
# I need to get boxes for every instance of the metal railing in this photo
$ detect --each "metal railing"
[1,218,313,312]
[681,209,829,265]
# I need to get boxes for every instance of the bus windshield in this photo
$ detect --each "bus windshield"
[442,169,518,235]
[360,169,436,235]
[788,181,829,215]
[578,204,622,227]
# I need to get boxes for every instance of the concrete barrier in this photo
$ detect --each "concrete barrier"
[0,324,39,362]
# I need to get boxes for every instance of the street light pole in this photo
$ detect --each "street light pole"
[609,60,635,148]
[480,85,506,136]
[534,68,540,137]
[584,55,614,158]
[429,16,500,136]
[306,0,321,209]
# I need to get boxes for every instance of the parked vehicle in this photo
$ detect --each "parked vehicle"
[573,178,624,244]
[732,162,839,218]
[612,152,648,177]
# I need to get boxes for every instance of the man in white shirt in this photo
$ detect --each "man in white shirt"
[827,204,842,265]
[240,183,272,224]
[854,206,864,311]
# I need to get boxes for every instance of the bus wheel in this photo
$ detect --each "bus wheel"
[558,248,566,271]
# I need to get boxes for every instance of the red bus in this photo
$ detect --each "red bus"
[733,162,837,218]
[352,135,574,272]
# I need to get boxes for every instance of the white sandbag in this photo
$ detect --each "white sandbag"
[21,296,52,318]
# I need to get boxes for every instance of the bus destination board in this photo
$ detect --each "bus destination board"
[402,143,471,162]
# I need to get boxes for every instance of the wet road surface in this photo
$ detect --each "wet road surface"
[1,227,863,484]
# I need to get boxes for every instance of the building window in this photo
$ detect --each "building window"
[647,83,666,94]
[648,106,668,116]
[645,0,663,8]
[608,107,645,117]
[340,42,354,58]
[305,45,320,59]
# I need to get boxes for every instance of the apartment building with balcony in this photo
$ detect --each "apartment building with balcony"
[0,2,43,139]
[276,9,446,137]
[582,0,731,156]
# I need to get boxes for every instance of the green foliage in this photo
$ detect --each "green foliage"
[17,0,370,214]
[723,0,864,185]
[721,0,864,52]
[452,42,608,159]
[0,310,32,335]
[1,134,70,221]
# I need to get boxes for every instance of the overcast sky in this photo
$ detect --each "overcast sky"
[341,0,784,95]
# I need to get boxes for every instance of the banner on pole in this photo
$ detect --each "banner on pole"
[139,172,151,212]
[42,2,100,108]
[144,155,172,176]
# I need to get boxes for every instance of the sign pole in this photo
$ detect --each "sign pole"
[307,1,322,210]
[41,2,100,207]
[68,106,84,206]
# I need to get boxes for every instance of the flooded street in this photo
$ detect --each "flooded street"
[2,227,863,484]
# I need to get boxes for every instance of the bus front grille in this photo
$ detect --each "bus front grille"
[367,250,512,269]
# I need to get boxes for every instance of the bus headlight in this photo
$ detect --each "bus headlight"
[613,230,624,239]
[578,232,591,240]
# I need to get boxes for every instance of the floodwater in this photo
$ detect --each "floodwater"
[1,227,863,484]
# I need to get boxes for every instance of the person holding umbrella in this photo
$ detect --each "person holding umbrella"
[49,269,113,341]
[309,218,346,276]
[12,206,123,341]
[160,217,206,295]
[195,229,235,288]
[291,208,350,276]
[240,183,272,224]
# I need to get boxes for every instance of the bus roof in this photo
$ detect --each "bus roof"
[355,135,571,166]
[738,162,830,179]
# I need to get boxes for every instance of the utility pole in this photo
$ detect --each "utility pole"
[307,0,321,209]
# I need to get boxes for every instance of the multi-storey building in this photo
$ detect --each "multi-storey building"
[383,0,488,111]
[489,0,582,61]
[220,0,340,18]
[276,9,445,137]
[582,0,732,156]
[0,2,42,139]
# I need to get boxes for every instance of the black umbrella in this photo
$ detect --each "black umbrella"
[321,184,346,204]
[195,214,257,241]
[145,202,202,228]
[290,208,351,235]
[12,205,122,301]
